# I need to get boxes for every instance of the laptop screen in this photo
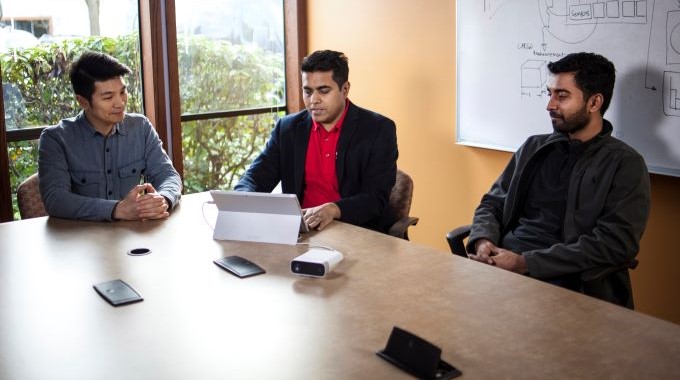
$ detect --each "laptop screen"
[210,190,309,232]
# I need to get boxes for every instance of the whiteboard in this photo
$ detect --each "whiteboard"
[457,0,680,177]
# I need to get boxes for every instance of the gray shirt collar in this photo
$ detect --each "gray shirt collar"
[75,111,128,140]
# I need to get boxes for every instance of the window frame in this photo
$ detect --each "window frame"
[0,78,10,220]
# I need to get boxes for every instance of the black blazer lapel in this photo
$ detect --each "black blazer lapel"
[293,114,313,198]
[336,103,359,186]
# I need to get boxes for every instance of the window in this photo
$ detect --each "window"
[174,0,286,193]
[0,0,305,221]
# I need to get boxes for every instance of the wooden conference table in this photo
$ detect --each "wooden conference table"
[1,192,679,379]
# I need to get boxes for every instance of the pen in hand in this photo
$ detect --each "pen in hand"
[140,174,148,195]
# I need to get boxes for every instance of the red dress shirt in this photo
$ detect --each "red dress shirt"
[302,100,350,208]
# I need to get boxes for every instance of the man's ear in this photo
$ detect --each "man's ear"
[75,94,90,110]
[588,93,603,113]
[342,81,350,98]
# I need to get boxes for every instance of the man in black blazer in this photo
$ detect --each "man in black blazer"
[235,50,398,232]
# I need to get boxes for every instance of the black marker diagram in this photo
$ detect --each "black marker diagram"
[484,0,512,19]
[521,60,548,88]
[664,71,680,115]
[538,0,648,46]
[521,60,549,98]
[669,10,680,64]
[654,7,680,117]
[562,0,648,25]
[532,0,679,117]
[665,10,680,116]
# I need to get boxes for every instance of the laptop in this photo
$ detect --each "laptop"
[210,190,308,245]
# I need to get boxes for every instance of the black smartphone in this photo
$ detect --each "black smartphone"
[93,279,144,306]
[214,256,266,278]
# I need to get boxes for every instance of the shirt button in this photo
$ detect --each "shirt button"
[132,169,136,173]
[81,178,86,184]
[325,153,330,158]
[106,147,110,152]
[108,191,113,196]
[107,169,112,174]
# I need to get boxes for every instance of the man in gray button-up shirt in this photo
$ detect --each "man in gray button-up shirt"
[39,51,181,221]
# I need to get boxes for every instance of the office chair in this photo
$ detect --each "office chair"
[17,173,48,219]
[446,225,639,308]
[386,169,419,240]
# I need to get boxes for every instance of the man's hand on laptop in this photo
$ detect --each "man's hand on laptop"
[303,203,341,231]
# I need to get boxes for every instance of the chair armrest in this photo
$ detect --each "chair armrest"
[580,259,639,283]
[446,225,471,257]
[388,216,419,240]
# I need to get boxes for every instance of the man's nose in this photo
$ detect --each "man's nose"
[546,97,556,111]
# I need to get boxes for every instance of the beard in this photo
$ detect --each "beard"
[550,104,590,134]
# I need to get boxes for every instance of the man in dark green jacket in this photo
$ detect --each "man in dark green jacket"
[467,52,650,308]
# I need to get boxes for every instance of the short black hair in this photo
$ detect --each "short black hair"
[301,50,349,89]
[547,52,616,115]
[70,51,132,102]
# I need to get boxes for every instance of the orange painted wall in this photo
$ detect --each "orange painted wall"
[307,0,680,324]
